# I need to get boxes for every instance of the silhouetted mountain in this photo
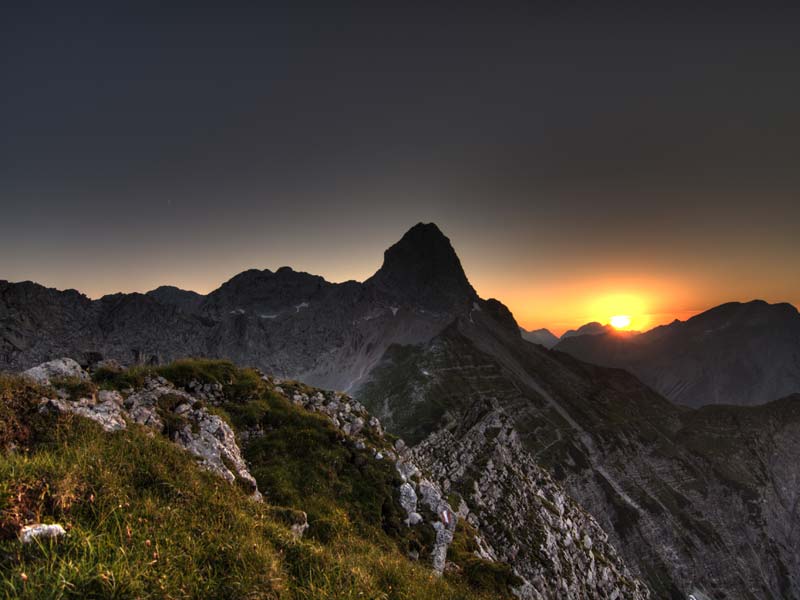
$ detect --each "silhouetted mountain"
[0,223,481,392]
[520,327,559,348]
[364,222,477,311]
[560,321,613,339]
[554,300,800,407]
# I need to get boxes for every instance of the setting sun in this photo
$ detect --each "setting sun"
[610,315,632,329]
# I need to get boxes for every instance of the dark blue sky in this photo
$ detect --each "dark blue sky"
[2,2,799,332]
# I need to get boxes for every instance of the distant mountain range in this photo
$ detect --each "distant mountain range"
[0,223,478,392]
[2,222,799,598]
[519,327,559,348]
[554,300,800,408]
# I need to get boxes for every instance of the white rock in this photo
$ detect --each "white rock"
[407,512,423,526]
[23,358,88,386]
[290,512,309,539]
[20,523,66,543]
[399,482,418,514]
[97,389,123,406]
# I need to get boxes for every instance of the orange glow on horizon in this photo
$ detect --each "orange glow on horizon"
[474,274,711,337]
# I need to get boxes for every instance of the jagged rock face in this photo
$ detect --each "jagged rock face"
[412,400,650,600]
[359,321,800,600]
[0,281,94,366]
[239,374,642,589]
[554,300,800,408]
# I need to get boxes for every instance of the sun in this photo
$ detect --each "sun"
[610,315,632,329]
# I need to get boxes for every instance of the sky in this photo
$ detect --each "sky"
[2,2,799,335]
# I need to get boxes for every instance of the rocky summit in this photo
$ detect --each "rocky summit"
[1,223,799,599]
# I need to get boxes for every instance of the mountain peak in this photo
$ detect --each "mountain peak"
[520,327,560,348]
[366,223,476,310]
[560,321,613,339]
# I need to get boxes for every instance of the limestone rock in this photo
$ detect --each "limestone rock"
[20,523,66,543]
[412,406,650,599]
[30,360,262,502]
[398,482,417,515]
[23,358,87,386]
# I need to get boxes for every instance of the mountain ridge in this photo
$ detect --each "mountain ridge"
[2,223,799,598]
[554,299,800,407]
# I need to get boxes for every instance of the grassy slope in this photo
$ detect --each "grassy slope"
[0,363,507,600]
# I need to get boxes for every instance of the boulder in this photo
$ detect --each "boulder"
[23,358,88,386]
[399,482,418,515]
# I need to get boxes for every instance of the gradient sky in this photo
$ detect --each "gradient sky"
[2,2,799,335]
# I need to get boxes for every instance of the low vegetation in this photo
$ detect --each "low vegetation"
[0,361,510,599]
[447,522,523,595]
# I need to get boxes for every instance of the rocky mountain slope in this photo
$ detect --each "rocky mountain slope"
[554,300,800,408]
[358,312,800,599]
[0,358,646,599]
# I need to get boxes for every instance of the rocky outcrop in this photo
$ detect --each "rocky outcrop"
[270,381,459,575]
[412,400,649,600]
[22,357,88,386]
[36,361,261,501]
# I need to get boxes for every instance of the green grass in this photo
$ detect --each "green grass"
[92,366,151,391]
[235,390,410,544]
[93,359,265,403]
[49,377,96,402]
[447,522,523,595]
[1,366,507,599]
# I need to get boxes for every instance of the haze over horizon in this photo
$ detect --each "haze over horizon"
[2,2,799,335]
